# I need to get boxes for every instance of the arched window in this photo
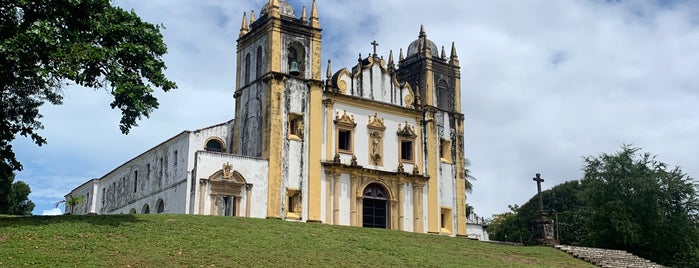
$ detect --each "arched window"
[142,204,150,214]
[245,53,251,84]
[437,80,453,111]
[129,208,137,214]
[256,46,263,79]
[287,42,304,76]
[156,199,165,214]
[205,139,224,152]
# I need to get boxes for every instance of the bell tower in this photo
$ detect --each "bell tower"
[232,0,323,220]
[397,26,467,236]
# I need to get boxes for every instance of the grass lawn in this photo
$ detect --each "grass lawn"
[0,214,594,267]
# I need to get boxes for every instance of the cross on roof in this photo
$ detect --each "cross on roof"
[371,40,379,56]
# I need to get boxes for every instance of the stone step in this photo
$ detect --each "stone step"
[555,245,665,268]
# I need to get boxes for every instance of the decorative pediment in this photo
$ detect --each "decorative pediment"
[367,113,386,131]
[397,122,417,138]
[209,162,246,185]
[334,110,356,128]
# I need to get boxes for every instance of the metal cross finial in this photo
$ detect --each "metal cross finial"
[371,40,379,56]
[533,173,545,212]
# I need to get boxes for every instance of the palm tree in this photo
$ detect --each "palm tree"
[54,194,85,214]
[465,158,476,193]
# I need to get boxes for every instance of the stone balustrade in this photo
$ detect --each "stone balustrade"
[554,245,665,268]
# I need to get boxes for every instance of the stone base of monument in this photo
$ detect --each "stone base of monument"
[530,212,558,246]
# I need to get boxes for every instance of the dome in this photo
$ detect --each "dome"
[260,0,297,18]
[406,38,439,58]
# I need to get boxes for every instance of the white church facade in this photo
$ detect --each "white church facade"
[67,0,469,236]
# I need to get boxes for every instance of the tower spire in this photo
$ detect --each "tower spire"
[326,59,332,79]
[449,42,460,66]
[250,10,255,24]
[441,46,446,60]
[310,0,320,28]
[399,48,404,61]
[239,12,249,37]
[419,24,426,38]
[301,6,307,22]
[388,50,394,67]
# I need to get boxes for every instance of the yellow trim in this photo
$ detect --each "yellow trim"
[308,82,324,222]
[426,111,439,233]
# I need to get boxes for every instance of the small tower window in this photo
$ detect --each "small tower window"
[256,46,263,79]
[245,53,251,84]
[437,80,453,111]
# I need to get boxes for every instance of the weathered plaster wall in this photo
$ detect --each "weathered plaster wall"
[193,152,269,218]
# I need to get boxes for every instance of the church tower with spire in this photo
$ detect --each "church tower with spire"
[397,26,467,235]
[232,0,324,220]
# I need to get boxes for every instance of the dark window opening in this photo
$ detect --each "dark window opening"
[256,46,263,79]
[206,139,224,152]
[437,80,453,111]
[156,199,165,214]
[338,130,351,151]
[245,53,251,83]
[133,170,138,193]
[401,140,413,161]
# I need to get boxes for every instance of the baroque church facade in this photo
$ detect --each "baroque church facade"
[67,0,468,236]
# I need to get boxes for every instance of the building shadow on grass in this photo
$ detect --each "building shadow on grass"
[0,214,142,228]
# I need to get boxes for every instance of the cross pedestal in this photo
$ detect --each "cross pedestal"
[529,173,558,246]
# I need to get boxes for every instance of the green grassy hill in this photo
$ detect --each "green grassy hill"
[0,214,594,267]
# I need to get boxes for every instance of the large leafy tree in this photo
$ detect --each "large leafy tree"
[582,145,699,266]
[488,146,699,266]
[0,172,35,215]
[0,0,177,177]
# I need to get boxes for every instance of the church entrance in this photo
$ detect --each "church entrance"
[215,195,237,216]
[362,183,388,229]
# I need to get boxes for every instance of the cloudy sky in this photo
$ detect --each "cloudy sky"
[12,0,699,217]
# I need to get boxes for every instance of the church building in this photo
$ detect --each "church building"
[66,0,468,236]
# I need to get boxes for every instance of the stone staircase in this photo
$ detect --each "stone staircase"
[554,245,665,268]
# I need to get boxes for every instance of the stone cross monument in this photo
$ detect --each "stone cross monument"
[530,173,558,245]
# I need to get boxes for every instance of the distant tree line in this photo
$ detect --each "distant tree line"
[487,146,699,267]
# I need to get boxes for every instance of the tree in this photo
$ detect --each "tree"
[581,145,699,266]
[54,194,84,215]
[465,158,476,193]
[0,0,177,177]
[0,172,35,215]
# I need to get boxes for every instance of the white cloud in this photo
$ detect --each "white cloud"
[41,208,63,216]
[11,0,699,219]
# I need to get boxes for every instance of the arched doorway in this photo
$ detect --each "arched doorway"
[362,183,388,229]
[142,204,150,214]
[156,199,165,214]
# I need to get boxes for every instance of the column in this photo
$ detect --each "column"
[398,182,405,231]
[198,179,207,215]
[245,184,253,217]
[391,200,398,230]
[413,183,424,233]
[325,171,333,224]
[333,174,340,225]
[350,175,359,226]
